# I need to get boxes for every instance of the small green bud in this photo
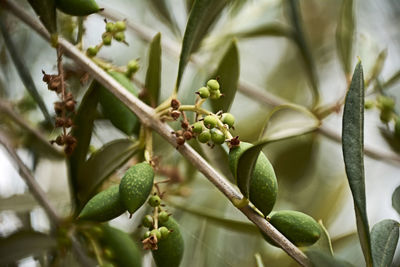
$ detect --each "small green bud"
[150,229,162,240]
[198,130,211,143]
[158,211,169,223]
[210,89,222,100]
[211,128,225,145]
[142,215,153,228]
[203,115,218,129]
[143,230,151,239]
[102,34,112,46]
[105,22,115,32]
[148,195,161,207]
[114,32,125,42]
[86,46,98,57]
[221,113,235,128]
[197,87,210,99]
[192,122,204,134]
[207,79,220,91]
[127,60,139,74]
[364,100,374,109]
[114,21,126,32]
[159,226,170,240]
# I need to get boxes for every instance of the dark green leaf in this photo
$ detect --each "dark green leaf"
[210,39,239,113]
[306,250,354,267]
[0,16,52,125]
[148,0,181,37]
[392,186,400,216]
[336,0,355,76]
[371,219,399,267]
[342,61,373,266]
[176,0,228,91]
[0,231,56,265]
[27,0,57,33]
[69,82,99,209]
[144,33,162,107]
[235,23,292,39]
[77,139,141,207]
[382,70,400,90]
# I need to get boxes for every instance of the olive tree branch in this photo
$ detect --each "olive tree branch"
[2,1,310,265]
[101,6,400,166]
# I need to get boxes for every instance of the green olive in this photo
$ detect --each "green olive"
[211,128,225,145]
[114,21,126,32]
[192,122,204,134]
[210,90,222,100]
[114,32,126,42]
[197,87,210,99]
[221,113,235,128]
[102,34,112,46]
[148,195,161,207]
[120,162,154,215]
[207,79,220,91]
[78,185,125,222]
[198,130,211,143]
[158,211,170,223]
[150,229,162,240]
[142,215,154,228]
[105,22,115,32]
[203,115,217,129]
[127,60,140,75]
[55,0,100,16]
[86,46,98,57]
[229,142,278,216]
[159,226,170,240]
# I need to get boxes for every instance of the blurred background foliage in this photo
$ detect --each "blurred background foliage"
[0,0,400,266]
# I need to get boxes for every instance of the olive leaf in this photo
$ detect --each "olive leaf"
[392,185,400,216]
[144,33,162,107]
[210,38,239,113]
[27,0,57,33]
[69,82,99,209]
[336,0,355,76]
[233,23,292,39]
[305,250,355,267]
[148,0,181,37]
[312,220,334,256]
[77,139,141,207]
[0,231,56,265]
[0,17,52,125]
[176,0,228,91]
[371,219,399,267]
[342,61,373,267]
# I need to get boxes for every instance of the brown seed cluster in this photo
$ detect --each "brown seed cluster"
[43,71,77,155]
[172,111,194,148]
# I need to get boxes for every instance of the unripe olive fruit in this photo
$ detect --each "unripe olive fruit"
[229,142,278,216]
[120,162,154,215]
[148,195,161,207]
[203,115,218,129]
[198,130,211,143]
[150,229,162,240]
[193,122,204,134]
[142,215,154,228]
[55,0,100,16]
[210,90,222,100]
[114,21,126,32]
[78,185,126,222]
[197,87,210,99]
[211,128,225,145]
[86,46,98,57]
[364,100,374,109]
[263,210,321,247]
[127,60,139,74]
[102,34,112,46]
[158,211,169,223]
[152,217,184,267]
[159,226,170,240]
[105,22,115,32]
[207,79,220,91]
[221,113,235,128]
[143,231,151,239]
[114,32,125,42]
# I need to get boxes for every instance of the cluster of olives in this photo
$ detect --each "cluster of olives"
[191,113,235,145]
[197,79,223,99]
[87,20,127,57]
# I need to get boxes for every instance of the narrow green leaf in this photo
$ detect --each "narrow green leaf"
[234,23,292,39]
[371,219,399,267]
[366,49,387,87]
[144,33,162,107]
[0,17,52,125]
[210,39,239,113]
[0,231,56,265]
[336,0,355,76]
[382,70,400,90]
[27,0,57,33]
[306,250,354,267]
[392,186,400,216]
[176,0,228,91]
[69,83,99,209]
[342,61,373,266]
[254,253,265,267]
[148,0,181,37]
[77,139,141,207]
[313,220,334,256]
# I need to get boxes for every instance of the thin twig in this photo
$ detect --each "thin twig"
[2,1,310,265]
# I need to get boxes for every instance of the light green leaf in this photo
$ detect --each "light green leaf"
[342,61,373,267]
[210,39,239,113]
[306,250,354,267]
[144,33,162,107]
[254,253,265,267]
[27,0,57,33]
[176,0,228,91]
[148,0,180,37]
[312,220,334,256]
[371,219,399,267]
[336,0,355,76]
[77,139,141,207]
[392,186,400,216]
[0,231,56,265]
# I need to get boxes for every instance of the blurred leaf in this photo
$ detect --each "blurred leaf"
[382,70,400,90]
[254,253,265,267]
[336,0,355,76]
[77,139,141,207]
[0,194,36,212]
[0,231,56,265]
[260,104,320,141]
[176,0,228,91]
[312,220,334,256]
[234,23,292,39]
[392,185,400,216]
[306,250,354,267]
[69,83,99,209]
[27,0,57,33]
[200,142,234,182]
[371,219,399,267]
[365,49,387,87]
[148,0,180,37]
[379,127,400,154]
[0,17,52,125]
[210,38,239,113]
[342,61,373,267]
[144,33,162,107]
